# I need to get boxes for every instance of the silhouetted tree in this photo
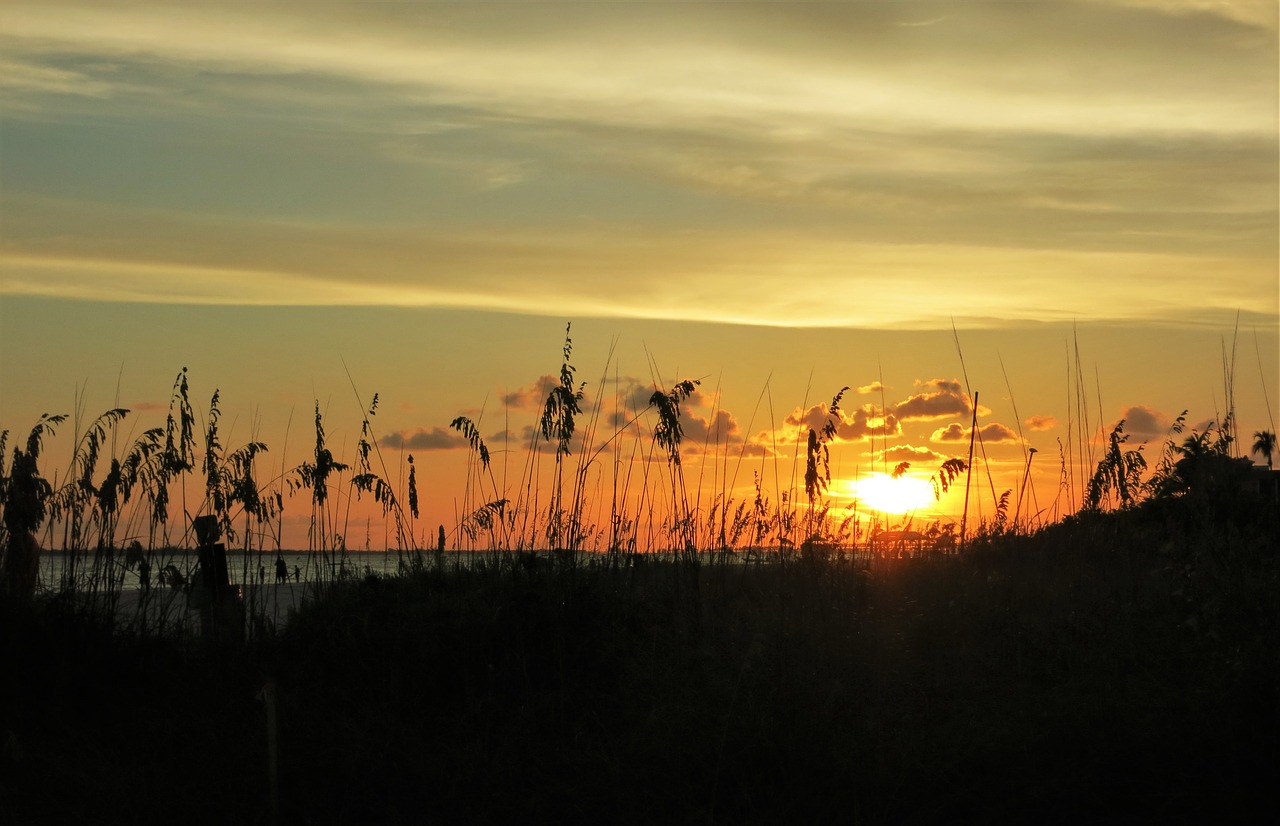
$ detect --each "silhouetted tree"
[1147,426,1251,502]
[1252,429,1276,469]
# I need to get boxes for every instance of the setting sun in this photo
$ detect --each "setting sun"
[843,473,937,515]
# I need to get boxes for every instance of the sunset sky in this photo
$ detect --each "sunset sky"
[1,1,1276,550]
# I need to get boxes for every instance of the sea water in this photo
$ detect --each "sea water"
[37,549,407,594]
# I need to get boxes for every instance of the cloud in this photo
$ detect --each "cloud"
[1118,405,1173,440]
[856,381,886,394]
[739,431,779,459]
[130,401,166,412]
[604,380,749,456]
[493,422,600,457]
[4,1,1272,140]
[2,196,1274,329]
[932,424,966,443]
[380,427,464,451]
[1098,0,1278,30]
[0,3,1275,329]
[785,403,899,442]
[1025,415,1059,431]
[501,375,560,409]
[679,408,742,447]
[0,58,119,99]
[889,379,973,421]
[931,422,1019,444]
[873,444,946,465]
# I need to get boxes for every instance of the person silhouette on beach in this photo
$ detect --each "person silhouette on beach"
[293,565,301,582]
[275,557,287,583]
[258,564,266,584]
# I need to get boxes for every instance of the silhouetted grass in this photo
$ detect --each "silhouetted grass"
[4,332,1277,822]
[4,484,1275,824]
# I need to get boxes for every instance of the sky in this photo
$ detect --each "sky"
[1,0,1277,551]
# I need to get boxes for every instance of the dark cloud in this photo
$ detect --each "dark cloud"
[615,379,710,412]
[1117,405,1171,441]
[740,431,779,459]
[506,423,593,456]
[785,402,900,441]
[932,424,966,443]
[974,423,1019,444]
[680,408,741,446]
[889,378,972,421]
[931,422,1019,444]
[623,383,658,412]
[603,383,751,458]
[874,444,945,465]
[381,427,464,451]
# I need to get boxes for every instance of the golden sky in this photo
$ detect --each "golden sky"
[1,1,1276,548]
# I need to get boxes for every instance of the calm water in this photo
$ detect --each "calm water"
[37,545,886,595]
[37,549,407,594]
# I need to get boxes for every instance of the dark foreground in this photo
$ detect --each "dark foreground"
[2,499,1276,825]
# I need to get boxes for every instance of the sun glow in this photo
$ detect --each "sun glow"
[844,473,936,515]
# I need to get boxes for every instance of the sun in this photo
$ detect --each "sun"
[845,473,936,515]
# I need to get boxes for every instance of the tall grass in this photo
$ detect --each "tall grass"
[2,322,1274,629]
[2,323,1276,824]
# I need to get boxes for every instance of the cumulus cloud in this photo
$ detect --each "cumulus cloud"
[785,402,900,442]
[1025,415,1059,431]
[873,444,946,464]
[856,381,886,394]
[931,422,1019,444]
[680,408,741,446]
[381,427,465,451]
[1118,405,1174,440]
[932,424,966,442]
[889,378,973,421]
[739,431,780,459]
[613,380,750,456]
[501,375,561,409]
[503,423,592,455]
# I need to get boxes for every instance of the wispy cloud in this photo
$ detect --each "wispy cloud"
[501,376,561,410]
[1025,415,1060,432]
[0,2,1274,328]
[4,202,1271,327]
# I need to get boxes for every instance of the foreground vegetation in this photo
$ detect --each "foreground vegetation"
[3,474,1275,824]
[3,326,1276,822]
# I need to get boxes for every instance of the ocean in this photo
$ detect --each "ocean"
[37,548,408,594]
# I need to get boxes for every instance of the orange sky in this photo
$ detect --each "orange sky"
[1,1,1276,550]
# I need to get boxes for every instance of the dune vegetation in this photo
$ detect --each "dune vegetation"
[1,327,1277,823]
